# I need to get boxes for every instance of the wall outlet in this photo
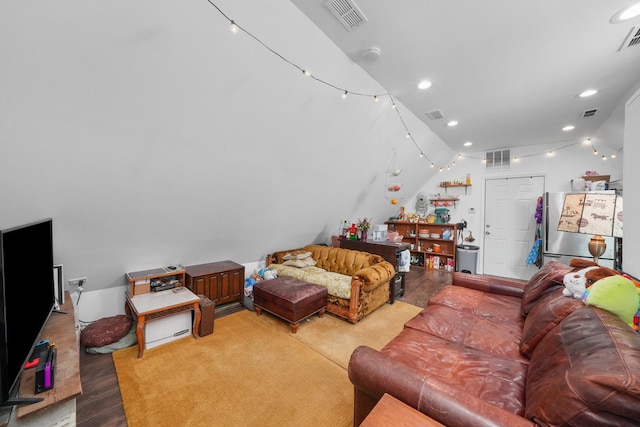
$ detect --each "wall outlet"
[69,277,87,287]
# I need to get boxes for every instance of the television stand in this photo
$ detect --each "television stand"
[0,291,81,426]
[0,397,43,408]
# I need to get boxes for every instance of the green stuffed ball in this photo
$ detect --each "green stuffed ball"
[584,275,638,328]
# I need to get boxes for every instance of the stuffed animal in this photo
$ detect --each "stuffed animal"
[562,258,619,299]
[582,275,639,329]
[622,274,640,331]
[257,267,277,280]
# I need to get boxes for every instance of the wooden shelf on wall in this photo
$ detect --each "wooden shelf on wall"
[582,175,610,182]
[439,183,471,195]
[429,198,459,207]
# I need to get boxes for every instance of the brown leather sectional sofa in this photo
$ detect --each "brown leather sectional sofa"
[348,261,640,426]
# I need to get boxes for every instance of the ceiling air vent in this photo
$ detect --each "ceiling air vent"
[619,25,640,51]
[426,109,445,120]
[325,0,368,32]
[582,108,598,118]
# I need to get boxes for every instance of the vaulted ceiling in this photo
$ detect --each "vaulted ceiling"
[292,0,640,153]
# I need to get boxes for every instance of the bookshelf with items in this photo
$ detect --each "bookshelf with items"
[385,221,457,271]
[125,266,186,296]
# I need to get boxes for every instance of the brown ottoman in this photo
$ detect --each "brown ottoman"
[253,276,328,333]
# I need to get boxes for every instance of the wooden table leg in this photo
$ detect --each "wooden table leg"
[136,315,145,359]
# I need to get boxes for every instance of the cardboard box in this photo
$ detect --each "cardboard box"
[134,279,151,295]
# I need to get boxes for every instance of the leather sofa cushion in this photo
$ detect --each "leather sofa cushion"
[525,306,640,426]
[428,285,522,322]
[520,260,570,316]
[519,288,582,357]
[405,304,527,363]
[381,327,528,416]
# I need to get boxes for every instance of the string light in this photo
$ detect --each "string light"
[204,1,622,172]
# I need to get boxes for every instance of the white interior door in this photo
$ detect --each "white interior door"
[483,176,545,280]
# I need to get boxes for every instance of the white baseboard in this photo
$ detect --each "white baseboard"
[72,260,261,325]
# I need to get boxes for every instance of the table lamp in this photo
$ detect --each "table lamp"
[557,193,623,263]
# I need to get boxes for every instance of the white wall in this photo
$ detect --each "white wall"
[1,1,635,321]
[0,0,453,320]
[623,88,640,278]
[404,140,623,274]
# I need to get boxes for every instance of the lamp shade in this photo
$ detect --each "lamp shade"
[557,193,622,238]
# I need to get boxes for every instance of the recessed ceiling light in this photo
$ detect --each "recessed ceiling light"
[611,2,640,23]
[562,125,575,131]
[417,80,432,90]
[447,120,458,127]
[578,89,598,98]
[463,141,473,147]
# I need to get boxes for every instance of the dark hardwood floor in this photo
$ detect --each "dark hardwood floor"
[75,268,452,426]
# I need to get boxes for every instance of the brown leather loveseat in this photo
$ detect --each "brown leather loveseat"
[348,261,640,426]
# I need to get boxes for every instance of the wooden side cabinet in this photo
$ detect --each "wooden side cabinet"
[184,260,245,307]
[386,221,457,271]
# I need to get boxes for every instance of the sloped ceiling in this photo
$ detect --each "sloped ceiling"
[292,0,640,153]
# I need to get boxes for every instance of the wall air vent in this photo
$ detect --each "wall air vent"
[325,0,368,32]
[426,109,445,120]
[485,149,511,171]
[619,25,640,51]
[582,108,598,118]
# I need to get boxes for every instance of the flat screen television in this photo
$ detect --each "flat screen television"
[0,218,55,406]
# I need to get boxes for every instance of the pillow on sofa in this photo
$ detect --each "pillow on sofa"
[583,275,639,328]
[521,260,570,316]
[283,251,312,260]
[283,256,317,268]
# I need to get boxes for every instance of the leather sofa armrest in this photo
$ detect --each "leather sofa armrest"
[452,272,526,297]
[348,346,535,427]
[354,261,395,292]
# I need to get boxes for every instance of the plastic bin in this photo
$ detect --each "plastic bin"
[456,245,479,274]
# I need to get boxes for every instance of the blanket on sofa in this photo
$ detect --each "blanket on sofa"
[267,263,352,299]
